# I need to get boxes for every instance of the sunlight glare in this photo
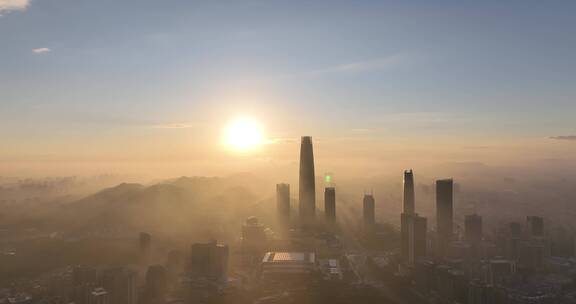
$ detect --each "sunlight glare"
[223,117,264,151]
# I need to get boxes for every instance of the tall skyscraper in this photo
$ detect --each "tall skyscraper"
[526,216,544,237]
[465,214,483,245]
[324,187,336,223]
[363,194,375,228]
[144,265,167,304]
[436,179,454,255]
[190,240,229,282]
[401,213,410,261]
[102,268,137,304]
[403,169,415,214]
[401,169,417,262]
[299,136,316,223]
[276,183,290,223]
[401,214,428,265]
[139,232,152,264]
[409,215,427,265]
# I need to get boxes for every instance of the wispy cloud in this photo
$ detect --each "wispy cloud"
[240,53,415,85]
[0,0,30,13]
[461,145,494,150]
[266,137,297,145]
[152,123,195,129]
[550,135,576,141]
[32,48,51,54]
[307,54,408,77]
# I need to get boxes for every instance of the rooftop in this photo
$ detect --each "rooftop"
[262,252,315,264]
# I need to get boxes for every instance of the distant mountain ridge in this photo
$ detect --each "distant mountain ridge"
[57,175,273,238]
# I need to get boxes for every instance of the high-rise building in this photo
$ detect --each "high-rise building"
[404,214,427,265]
[139,232,152,264]
[165,250,185,278]
[363,194,375,228]
[401,213,410,260]
[242,217,267,264]
[276,183,290,223]
[487,259,516,286]
[72,265,98,288]
[436,179,454,255]
[518,241,546,270]
[401,169,418,263]
[144,265,166,304]
[509,222,522,238]
[72,265,98,304]
[403,170,415,214]
[324,187,336,223]
[101,268,137,304]
[299,136,316,223]
[526,216,544,237]
[190,241,229,281]
[465,214,483,245]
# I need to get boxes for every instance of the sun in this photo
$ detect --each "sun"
[223,117,264,151]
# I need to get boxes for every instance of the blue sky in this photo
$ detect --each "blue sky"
[1,0,576,175]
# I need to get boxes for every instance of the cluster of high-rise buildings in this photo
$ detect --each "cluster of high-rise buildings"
[6,135,576,304]
[274,136,457,264]
[275,136,384,230]
[268,136,576,304]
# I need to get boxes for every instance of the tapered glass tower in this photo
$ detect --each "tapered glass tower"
[299,136,316,223]
[403,170,415,214]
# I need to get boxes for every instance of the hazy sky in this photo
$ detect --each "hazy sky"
[1,0,575,176]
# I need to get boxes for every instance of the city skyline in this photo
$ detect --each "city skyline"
[3,2,576,303]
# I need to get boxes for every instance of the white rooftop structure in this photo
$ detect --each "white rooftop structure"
[261,252,316,281]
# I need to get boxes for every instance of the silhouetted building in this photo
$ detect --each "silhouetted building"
[401,169,418,263]
[101,268,137,304]
[401,213,410,261]
[518,241,546,270]
[72,265,98,304]
[551,226,575,257]
[509,222,522,237]
[72,265,98,288]
[363,194,375,229]
[486,259,516,286]
[276,183,290,224]
[465,214,483,245]
[527,216,544,237]
[435,265,468,303]
[190,241,229,282]
[324,187,336,223]
[165,250,185,280]
[242,217,267,265]
[144,265,166,304]
[436,179,454,255]
[139,232,152,264]
[403,169,415,214]
[468,279,509,304]
[402,214,427,265]
[299,136,316,224]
